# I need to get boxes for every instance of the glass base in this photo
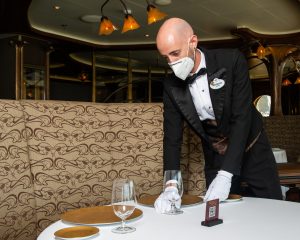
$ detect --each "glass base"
[164,208,184,215]
[111,225,136,234]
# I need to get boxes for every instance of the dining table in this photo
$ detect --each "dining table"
[38,197,300,240]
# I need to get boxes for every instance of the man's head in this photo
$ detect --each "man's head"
[156,18,199,80]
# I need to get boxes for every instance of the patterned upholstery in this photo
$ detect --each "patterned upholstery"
[107,104,164,199]
[22,101,116,234]
[263,115,300,162]
[0,100,37,240]
[187,128,206,195]
[17,100,203,236]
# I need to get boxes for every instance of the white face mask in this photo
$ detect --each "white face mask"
[168,40,195,80]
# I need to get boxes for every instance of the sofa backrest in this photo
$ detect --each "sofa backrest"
[0,99,204,237]
[21,100,167,234]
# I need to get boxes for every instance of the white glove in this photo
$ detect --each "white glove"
[204,170,233,202]
[154,181,182,214]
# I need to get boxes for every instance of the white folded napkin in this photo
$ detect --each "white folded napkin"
[272,148,287,163]
[154,181,181,214]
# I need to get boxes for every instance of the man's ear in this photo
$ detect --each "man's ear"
[190,35,198,49]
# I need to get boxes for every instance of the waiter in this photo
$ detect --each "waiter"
[156,17,282,203]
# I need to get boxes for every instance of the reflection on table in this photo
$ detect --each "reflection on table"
[38,197,300,240]
[277,162,300,185]
[277,162,300,202]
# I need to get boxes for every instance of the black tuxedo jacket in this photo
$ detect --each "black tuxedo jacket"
[163,48,263,176]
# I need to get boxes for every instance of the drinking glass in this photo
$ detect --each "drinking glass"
[111,178,136,234]
[163,170,184,215]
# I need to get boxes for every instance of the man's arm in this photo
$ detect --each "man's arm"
[221,50,253,175]
[163,84,184,171]
[204,50,253,202]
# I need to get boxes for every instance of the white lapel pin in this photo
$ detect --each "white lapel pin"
[210,78,225,89]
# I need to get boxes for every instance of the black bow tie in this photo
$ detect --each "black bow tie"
[186,67,207,84]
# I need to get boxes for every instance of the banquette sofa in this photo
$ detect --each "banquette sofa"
[0,99,299,240]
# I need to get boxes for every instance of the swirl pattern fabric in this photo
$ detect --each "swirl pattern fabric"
[0,100,206,239]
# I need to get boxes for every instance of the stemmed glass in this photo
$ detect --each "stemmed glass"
[111,178,137,234]
[163,170,184,215]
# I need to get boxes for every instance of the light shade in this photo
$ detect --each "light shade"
[256,45,266,59]
[294,76,300,84]
[98,16,117,35]
[147,5,167,24]
[282,79,292,86]
[122,14,140,33]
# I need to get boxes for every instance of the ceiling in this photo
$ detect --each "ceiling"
[22,0,300,81]
[28,0,300,46]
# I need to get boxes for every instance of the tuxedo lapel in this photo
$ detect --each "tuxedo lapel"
[168,48,227,140]
[207,68,227,125]
[171,85,208,141]
[204,50,227,126]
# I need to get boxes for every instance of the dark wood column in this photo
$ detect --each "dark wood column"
[267,46,298,115]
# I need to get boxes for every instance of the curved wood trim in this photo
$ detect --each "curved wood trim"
[231,28,300,45]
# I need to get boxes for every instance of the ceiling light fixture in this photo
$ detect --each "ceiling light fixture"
[53,5,60,10]
[98,0,167,35]
[255,41,271,60]
[256,45,266,59]
[98,0,118,35]
[81,15,101,23]
[295,76,300,84]
[146,0,167,24]
[282,78,292,86]
[120,0,140,34]
[154,0,172,5]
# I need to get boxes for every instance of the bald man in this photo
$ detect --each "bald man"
[156,18,282,206]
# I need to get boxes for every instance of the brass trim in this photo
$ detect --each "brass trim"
[92,50,96,102]
[14,38,25,100]
[45,47,54,99]
[148,65,152,103]
[127,52,132,103]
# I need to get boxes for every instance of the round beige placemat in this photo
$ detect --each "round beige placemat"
[226,194,243,201]
[138,194,203,207]
[54,226,99,239]
[61,206,143,225]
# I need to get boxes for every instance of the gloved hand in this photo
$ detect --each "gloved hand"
[204,170,233,202]
[154,180,182,214]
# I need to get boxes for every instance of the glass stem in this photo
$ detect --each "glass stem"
[171,201,175,211]
[121,219,125,229]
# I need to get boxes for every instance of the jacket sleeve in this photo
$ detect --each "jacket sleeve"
[162,83,184,171]
[221,50,253,175]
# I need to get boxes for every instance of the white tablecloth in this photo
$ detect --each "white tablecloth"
[38,197,300,240]
[272,148,289,198]
[272,148,287,163]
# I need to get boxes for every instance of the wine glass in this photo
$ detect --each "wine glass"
[111,178,137,234]
[163,170,184,215]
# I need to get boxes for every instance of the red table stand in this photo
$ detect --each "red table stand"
[201,199,223,227]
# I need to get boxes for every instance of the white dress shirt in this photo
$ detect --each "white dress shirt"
[189,50,215,121]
